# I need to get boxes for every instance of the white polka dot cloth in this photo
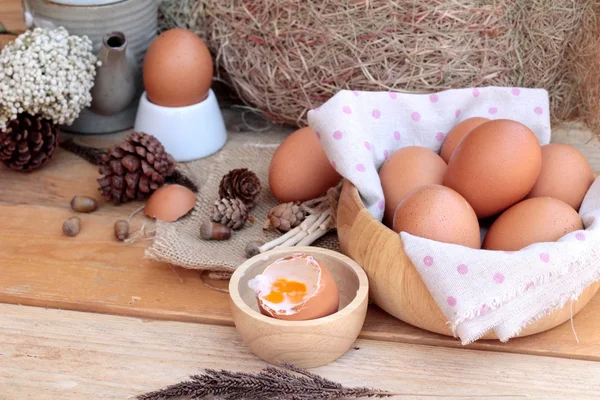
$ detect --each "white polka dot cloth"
[307,87,600,344]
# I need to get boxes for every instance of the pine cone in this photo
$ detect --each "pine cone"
[218,168,261,207]
[264,202,305,232]
[212,197,248,230]
[97,132,175,205]
[0,113,58,172]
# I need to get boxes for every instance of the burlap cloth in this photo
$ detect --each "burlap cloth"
[145,116,339,272]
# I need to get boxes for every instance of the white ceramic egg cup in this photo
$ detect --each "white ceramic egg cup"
[134,89,227,162]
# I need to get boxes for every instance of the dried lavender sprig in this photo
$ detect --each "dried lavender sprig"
[136,363,394,400]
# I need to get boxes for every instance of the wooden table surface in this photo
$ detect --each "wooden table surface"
[1,2,600,399]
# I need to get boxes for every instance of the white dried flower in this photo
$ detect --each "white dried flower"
[0,27,98,130]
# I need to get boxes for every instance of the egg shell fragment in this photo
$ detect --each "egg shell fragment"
[144,184,197,222]
[392,184,481,249]
[379,146,447,226]
[249,254,340,321]
[483,197,583,251]
[444,119,542,218]
[527,143,595,211]
[269,127,342,202]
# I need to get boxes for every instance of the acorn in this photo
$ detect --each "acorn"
[114,220,129,241]
[63,216,81,237]
[70,196,98,213]
[200,221,231,241]
[245,241,264,258]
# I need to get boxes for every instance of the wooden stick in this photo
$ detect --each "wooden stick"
[307,210,330,234]
[297,227,329,246]
[280,230,309,247]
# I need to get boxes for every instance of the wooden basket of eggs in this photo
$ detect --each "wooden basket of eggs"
[335,117,600,339]
[263,113,600,341]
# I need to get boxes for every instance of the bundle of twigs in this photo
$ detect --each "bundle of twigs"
[246,182,342,257]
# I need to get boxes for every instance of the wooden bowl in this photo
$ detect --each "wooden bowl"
[337,180,600,339]
[229,246,369,368]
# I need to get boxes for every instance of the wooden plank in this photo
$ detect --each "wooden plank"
[2,303,600,400]
[2,0,600,362]
[0,0,25,31]
[0,202,235,325]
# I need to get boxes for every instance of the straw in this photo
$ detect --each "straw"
[159,0,600,132]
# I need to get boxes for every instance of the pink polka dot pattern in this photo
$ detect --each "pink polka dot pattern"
[429,94,439,103]
[576,232,586,241]
[389,92,397,99]
[315,131,321,140]
[364,141,372,151]
[383,150,389,159]
[480,304,489,314]
[512,88,521,96]
[331,160,337,169]
[455,109,461,118]
[473,88,480,97]
[457,264,468,275]
[435,132,445,142]
[493,273,505,284]
[352,90,359,96]
[447,296,457,307]
[333,131,343,140]
[378,199,385,210]
[540,252,550,263]
[372,109,381,119]
[343,106,352,114]
[488,107,498,115]
[423,256,433,267]
[411,112,421,121]
[569,263,575,273]
[356,163,366,172]
[394,131,401,141]
[525,282,534,291]
[534,107,543,115]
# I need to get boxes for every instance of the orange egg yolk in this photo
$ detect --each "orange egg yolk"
[263,278,307,304]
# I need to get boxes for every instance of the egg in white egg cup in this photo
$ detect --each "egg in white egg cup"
[133,89,227,162]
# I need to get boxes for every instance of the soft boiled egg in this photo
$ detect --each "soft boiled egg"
[248,254,339,321]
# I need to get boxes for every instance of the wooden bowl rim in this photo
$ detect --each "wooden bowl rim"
[229,246,369,327]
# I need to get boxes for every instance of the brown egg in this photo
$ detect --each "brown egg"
[444,119,542,218]
[379,146,447,226]
[440,117,489,163]
[392,184,481,248]
[143,28,213,107]
[483,197,583,251]
[527,143,594,211]
[269,127,342,202]
[144,184,197,222]
[249,254,339,321]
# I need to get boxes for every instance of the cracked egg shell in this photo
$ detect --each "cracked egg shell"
[248,254,340,321]
[144,184,197,222]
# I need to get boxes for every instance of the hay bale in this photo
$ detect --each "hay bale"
[160,0,600,130]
